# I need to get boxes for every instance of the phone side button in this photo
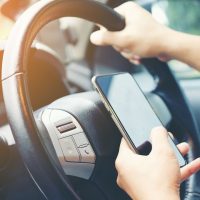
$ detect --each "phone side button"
[110,113,114,119]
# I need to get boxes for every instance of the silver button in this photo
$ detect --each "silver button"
[57,123,76,134]
[59,137,80,162]
[79,145,95,163]
[73,133,89,148]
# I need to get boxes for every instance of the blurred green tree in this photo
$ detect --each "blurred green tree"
[165,0,200,34]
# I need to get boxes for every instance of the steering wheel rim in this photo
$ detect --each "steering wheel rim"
[1,0,124,199]
[1,0,199,199]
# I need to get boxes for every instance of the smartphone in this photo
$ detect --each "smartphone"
[92,72,186,167]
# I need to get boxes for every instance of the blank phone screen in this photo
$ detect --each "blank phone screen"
[95,73,186,167]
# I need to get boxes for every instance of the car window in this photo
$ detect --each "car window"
[151,0,200,80]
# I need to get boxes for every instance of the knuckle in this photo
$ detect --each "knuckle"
[159,146,175,157]
[116,176,120,185]
[165,146,175,156]
[188,167,194,176]
[115,157,122,170]
[124,1,136,8]
[116,175,123,188]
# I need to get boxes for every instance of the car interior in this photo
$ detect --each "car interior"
[0,0,200,200]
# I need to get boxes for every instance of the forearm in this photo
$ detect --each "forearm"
[161,28,200,71]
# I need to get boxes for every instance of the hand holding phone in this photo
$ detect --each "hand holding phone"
[92,72,186,167]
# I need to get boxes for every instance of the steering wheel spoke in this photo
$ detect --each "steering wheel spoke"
[42,108,96,179]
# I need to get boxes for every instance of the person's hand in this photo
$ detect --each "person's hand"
[115,127,200,200]
[90,2,172,64]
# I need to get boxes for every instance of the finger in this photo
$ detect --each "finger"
[120,51,141,60]
[158,54,172,62]
[115,138,136,171]
[114,5,126,16]
[114,47,141,65]
[129,58,141,65]
[121,51,132,59]
[177,142,189,156]
[113,45,123,52]
[181,158,200,181]
[150,126,172,154]
[90,30,120,46]
[150,126,168,146]
[119,138,135,154]
[121,51,134,59]
[122,48,132,54]
[114,1,138,16]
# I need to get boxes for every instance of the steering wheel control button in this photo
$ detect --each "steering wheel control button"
[42,109,96,179]
[72,133,95,163]
[78,145,95,163]
[49,110,83,138]
[59,137,80,162]
[73,133,89,148]
[57,123,76,134]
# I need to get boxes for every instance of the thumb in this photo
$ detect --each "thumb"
[150,126,172,155]
[118,138,135,155]
[117,138,137,162]
[115,138,138,171]
[90,30,120,46]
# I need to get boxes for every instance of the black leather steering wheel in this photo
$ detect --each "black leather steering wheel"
[1,0,200,199]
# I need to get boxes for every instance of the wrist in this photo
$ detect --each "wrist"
[155,26,177,59]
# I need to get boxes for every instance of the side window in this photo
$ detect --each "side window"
[151,0,200,79]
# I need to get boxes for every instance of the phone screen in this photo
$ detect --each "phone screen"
[94,73,186,167]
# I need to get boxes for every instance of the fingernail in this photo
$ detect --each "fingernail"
[150,126,168,141]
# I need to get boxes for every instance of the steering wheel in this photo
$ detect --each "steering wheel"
[1,0,200,199]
